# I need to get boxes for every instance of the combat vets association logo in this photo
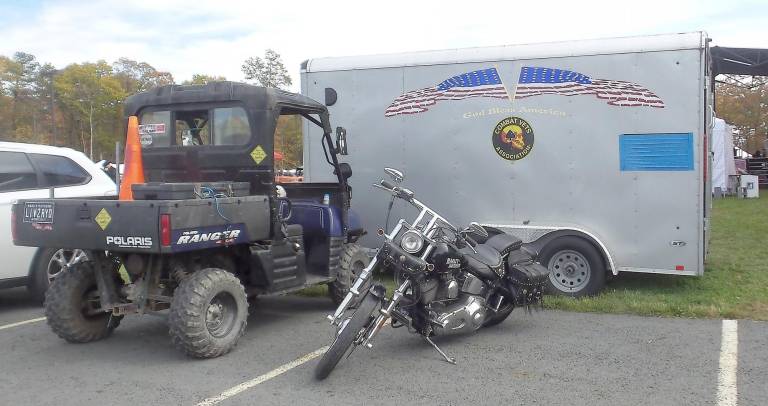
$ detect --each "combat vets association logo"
[492,116,534,161]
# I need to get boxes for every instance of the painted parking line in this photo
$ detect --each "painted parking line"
[196,346,329,406]
[0,317,46,331]
[717,319,738,406]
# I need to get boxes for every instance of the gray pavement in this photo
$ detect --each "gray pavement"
[0,291,765,406]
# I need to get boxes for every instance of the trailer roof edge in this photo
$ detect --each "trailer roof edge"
[304,32,706,73]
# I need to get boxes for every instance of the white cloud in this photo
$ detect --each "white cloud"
[0,0,764,90]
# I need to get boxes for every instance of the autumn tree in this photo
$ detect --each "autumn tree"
[183,74,227,85]
[241,49,292,89]
[54,61,126,159]
[113,58,174,93]
[0,52,43,142]
[716,76,768,155]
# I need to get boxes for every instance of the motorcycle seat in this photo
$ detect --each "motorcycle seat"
[461,244,503,280]
[484,232,522,256]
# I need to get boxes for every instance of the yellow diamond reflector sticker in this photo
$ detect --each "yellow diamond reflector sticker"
[250,145,267,164]
[95,208,112,230]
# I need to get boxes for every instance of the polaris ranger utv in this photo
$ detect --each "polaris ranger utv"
[12,82,369,358]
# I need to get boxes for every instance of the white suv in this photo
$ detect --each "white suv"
[0,142,116,301]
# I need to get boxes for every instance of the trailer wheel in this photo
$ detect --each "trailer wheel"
[44,262,122,343]
[540,236,606,297]
[168,268,248,358]
[329,243,371,306]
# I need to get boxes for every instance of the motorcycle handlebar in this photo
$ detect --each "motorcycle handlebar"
[380,179,396,190]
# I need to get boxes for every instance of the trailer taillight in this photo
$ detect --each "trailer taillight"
[160,214,171,247]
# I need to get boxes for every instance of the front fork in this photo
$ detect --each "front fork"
[326,256,411,349]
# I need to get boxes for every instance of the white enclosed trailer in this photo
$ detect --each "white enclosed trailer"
[301,32,714,296]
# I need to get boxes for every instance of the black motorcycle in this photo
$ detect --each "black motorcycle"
[315,168,549,379]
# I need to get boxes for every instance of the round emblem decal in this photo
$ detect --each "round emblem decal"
[491,116,534,161]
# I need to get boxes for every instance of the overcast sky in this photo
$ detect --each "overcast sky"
[1,0,765,90]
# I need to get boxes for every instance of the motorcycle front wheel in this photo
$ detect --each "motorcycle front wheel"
[315,292,380,380]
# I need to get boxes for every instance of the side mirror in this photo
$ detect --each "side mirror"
[335,127,348,155]
[468,222,489,238]
[384,167,404,183]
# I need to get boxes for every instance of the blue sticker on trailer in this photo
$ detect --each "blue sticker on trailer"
[619,133,694,171]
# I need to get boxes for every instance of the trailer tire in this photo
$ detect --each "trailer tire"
[540,236,606,297]
[44,262,122,343]
[329,243,370,306]
[168,268,248,359]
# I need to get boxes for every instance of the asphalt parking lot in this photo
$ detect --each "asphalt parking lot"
[0,287,766,406]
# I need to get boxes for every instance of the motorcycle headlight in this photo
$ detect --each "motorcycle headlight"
[400,230,424,254]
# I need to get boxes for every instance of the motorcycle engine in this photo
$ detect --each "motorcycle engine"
[421,272,488,336]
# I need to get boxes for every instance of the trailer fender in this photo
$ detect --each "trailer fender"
[529,229,616,276]
[483,224,617,276]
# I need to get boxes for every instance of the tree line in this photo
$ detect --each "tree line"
[0,49,298,166]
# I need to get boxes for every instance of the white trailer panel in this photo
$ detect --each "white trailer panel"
[301,32,712,295]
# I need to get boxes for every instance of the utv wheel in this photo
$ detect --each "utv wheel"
[328,243,371,306]
[44,262,122,343]
[168,268,248,359]
[540,236,606,297]
[315,291,379,380]
[30,248,88,302]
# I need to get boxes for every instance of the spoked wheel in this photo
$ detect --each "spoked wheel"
[48,249,88,281]
[315,292,380,380]
[30,248,89,302]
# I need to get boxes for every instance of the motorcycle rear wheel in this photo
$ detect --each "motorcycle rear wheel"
[483,294,515,327]
[315,292,379,380]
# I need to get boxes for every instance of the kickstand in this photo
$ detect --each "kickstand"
[423,336,456,365]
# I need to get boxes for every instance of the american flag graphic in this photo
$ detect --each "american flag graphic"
[516,67,665,108]
[384,68,508,117]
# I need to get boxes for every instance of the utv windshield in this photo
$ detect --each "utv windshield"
[138,106,251,148]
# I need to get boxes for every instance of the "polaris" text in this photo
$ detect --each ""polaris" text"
[106,236,153,248]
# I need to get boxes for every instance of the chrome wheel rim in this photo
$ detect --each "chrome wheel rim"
[47,249,88,283]
[205,293,237,338]
[548,250,591,292]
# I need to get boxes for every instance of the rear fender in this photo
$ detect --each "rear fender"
[527,229,616,276]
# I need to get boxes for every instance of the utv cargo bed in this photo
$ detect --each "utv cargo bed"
[13,195,270,254]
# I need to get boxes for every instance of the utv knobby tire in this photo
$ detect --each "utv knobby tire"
[328,243,371,306]
[44,263,122,343]
[315,292,379,380]
[168,268,248,359]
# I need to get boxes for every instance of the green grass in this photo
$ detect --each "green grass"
[299,197,768,320]
[545,197,768,320]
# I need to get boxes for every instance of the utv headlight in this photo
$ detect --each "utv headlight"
[400,230,424,254]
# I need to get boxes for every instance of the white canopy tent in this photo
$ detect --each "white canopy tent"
[712,118,737,193]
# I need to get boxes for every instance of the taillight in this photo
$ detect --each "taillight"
[160,214,171,246]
